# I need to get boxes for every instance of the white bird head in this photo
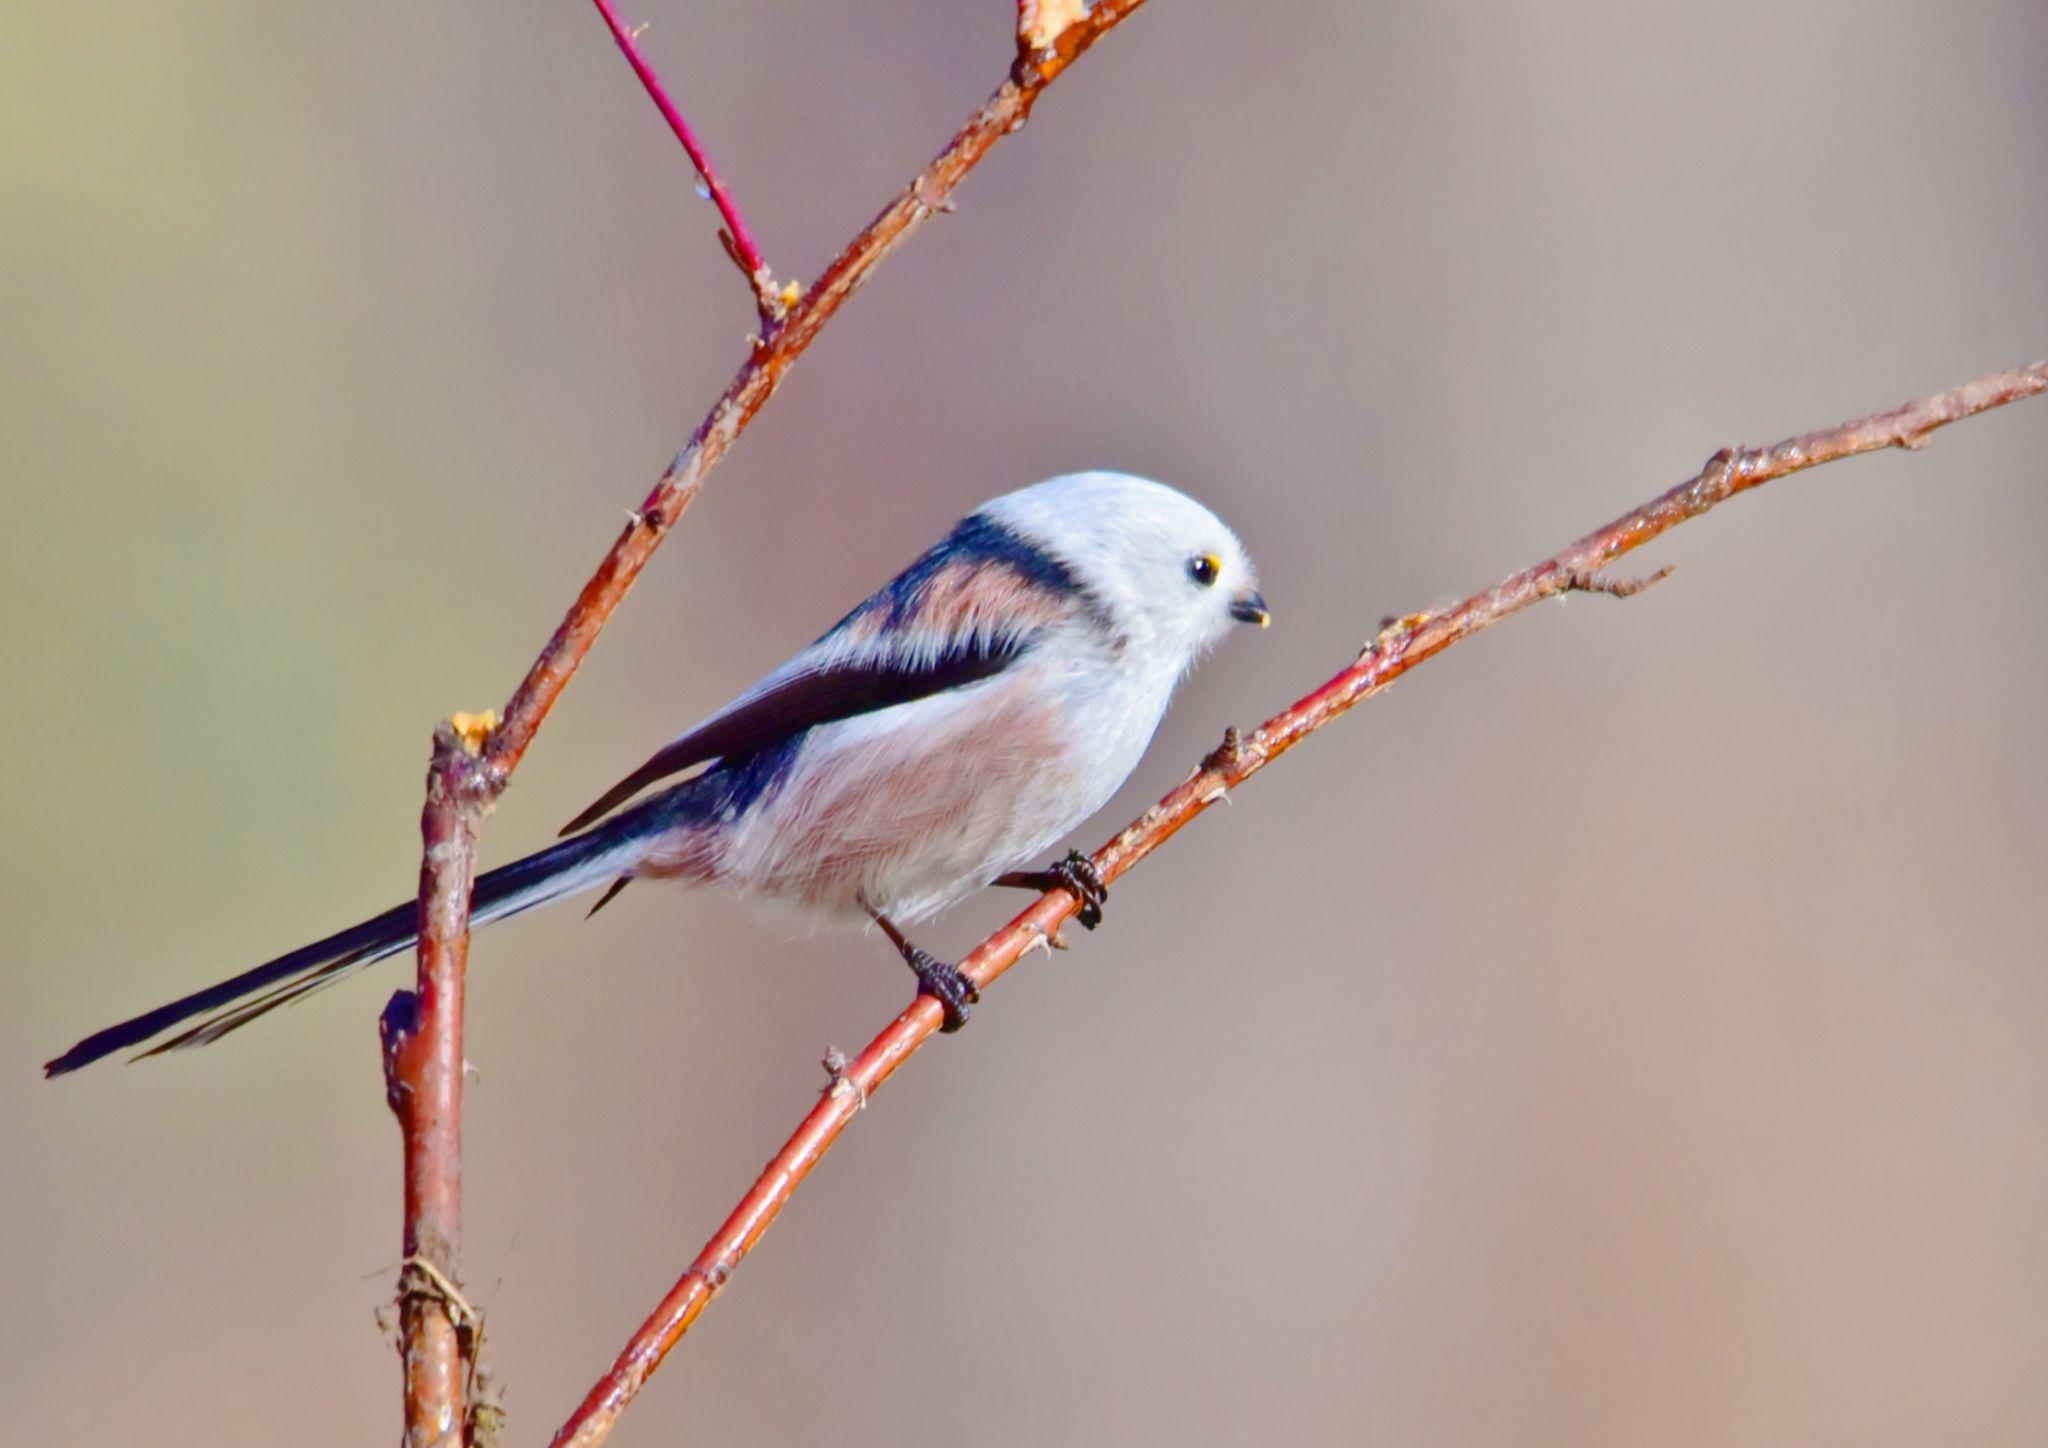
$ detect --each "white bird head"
[980,471,1267,669]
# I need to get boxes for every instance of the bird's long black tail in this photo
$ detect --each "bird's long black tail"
[44,816,651,1076]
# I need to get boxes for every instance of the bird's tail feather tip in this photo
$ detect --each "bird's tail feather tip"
[43,816,644,1077]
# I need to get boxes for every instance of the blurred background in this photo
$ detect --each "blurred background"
[6,1,2047,1443]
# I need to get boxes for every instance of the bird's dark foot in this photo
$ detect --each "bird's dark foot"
[1050,850,1108,928]
[907,946,978,1032]
[996,850,1109,929]
[864,895,979,1032]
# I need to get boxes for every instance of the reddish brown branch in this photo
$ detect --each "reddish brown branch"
[383,725,490,1447]
[547,358,2047,1448]
[384,5,1151,1442]
[586,0,779,325]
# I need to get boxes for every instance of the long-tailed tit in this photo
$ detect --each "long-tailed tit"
[46,472,1268,1074]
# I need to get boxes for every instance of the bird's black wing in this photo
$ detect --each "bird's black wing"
[557,636,1025,834]
[559,509,1091,835]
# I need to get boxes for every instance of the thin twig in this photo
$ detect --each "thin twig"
[387,4,1154,1443]
[585,0,781,326]
[547,358,2047,1448]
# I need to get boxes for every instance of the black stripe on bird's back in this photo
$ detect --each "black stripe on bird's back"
[820,512,1084,639]
[885,512,1082,623]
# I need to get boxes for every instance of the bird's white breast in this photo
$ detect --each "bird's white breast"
[710,630,1179,925]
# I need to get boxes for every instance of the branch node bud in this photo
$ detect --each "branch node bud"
[1018,0,1087,55]
[820,1048,868,1108]
[448,711,498,757]
[379,990,421,1115]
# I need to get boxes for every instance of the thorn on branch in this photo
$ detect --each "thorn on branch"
[820,1047,867,1108]
[1202,724,1266,775]
[1203,726,1243,772]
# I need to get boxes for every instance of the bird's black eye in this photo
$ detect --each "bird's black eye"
[1188,553,1222,588]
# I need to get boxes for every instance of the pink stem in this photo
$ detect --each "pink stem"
[587,0,772,297]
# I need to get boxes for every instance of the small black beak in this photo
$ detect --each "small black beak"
[1229,590,1270,628]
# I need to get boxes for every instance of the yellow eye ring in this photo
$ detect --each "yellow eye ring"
[1188,553,1222,587]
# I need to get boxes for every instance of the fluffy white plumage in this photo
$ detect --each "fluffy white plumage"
[691,471,1263,922]
[46,472,1266,1072]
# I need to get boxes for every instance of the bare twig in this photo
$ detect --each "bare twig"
[585,0,781,326]
[383,724,489,1448]
[547,358,2047,1448]
[387,4,1154,1443]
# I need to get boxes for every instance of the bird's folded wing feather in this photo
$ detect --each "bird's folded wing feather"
[558,519,1087,835]
[558,636,1026,834]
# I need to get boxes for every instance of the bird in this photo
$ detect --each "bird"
[45,471,1268,1076]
